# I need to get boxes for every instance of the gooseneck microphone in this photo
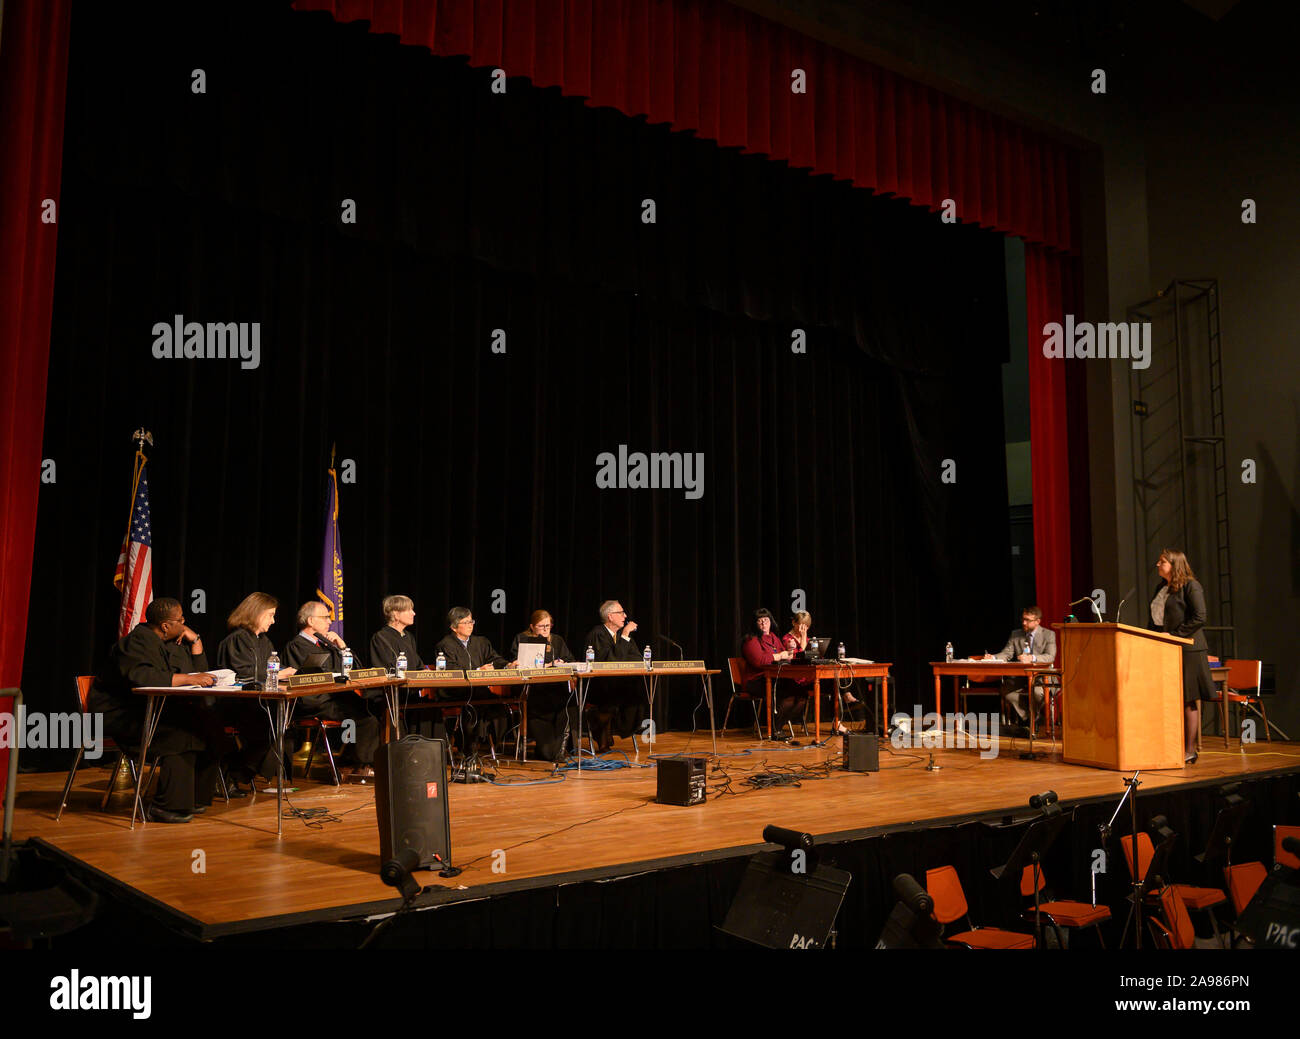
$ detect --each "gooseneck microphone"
[656,634,685,659]
[1114,587,1137,626]
[1067,596,1103,622]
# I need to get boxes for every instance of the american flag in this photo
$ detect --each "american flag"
[114,460,153,637]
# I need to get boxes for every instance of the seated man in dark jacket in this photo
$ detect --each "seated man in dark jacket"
[86,597,224,822]
[581,600,646,752]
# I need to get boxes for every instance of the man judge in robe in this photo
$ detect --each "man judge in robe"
[87,597,224,823]
[282,601,379,779]
[582,600,646,752]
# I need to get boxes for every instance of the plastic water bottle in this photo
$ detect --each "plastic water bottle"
[395,651,407,679]
[945,641,954,663]
[341,647,353,675]
[436,651,447,671]
[837,642,846,661]
[810,637,820,658]
[585,645,595,672]
[534,648,544,669]
[266,650,280,691]
[643,645,653,671]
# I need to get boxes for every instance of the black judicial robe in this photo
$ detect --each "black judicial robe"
[87,624,215,755]
[583,625,643,663]
[433,634,509,671]
[507,631,576,760]
[432,634,509,745]
[508,630,574,666]
[216,628,273,682]
[582,625,646,737]
[370,625,424,672]
[282,633,346,709]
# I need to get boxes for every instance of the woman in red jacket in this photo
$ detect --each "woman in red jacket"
[742,608,808,740]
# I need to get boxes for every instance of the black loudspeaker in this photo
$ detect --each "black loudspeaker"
[843,732,879,772]
[375,735,452,869]
[656,756,707,805]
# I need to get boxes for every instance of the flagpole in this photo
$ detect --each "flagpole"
[117,429,153,588]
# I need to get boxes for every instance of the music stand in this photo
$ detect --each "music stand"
[718,851,852,949]
[1234,867,1300,947]
[1195,801,1252,870]
[990,812,1071,948]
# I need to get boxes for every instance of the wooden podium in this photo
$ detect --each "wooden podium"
[1055,622,1190,770]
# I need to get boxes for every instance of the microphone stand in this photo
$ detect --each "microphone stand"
[1101,770,1145,948]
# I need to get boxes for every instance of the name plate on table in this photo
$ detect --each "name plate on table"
[408,670,466,683]
[468,669,521,681]
[286,672,334,688]
[652,660,705,670]
[344,667,388,681]
[588,661,642,671]
[516,668,562,678]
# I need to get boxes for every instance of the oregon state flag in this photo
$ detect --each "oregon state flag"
[317,463,344,638]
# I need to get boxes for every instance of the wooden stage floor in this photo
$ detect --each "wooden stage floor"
[10,729,1300,939]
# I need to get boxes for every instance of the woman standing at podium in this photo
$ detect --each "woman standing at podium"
[1149,549,1215,765]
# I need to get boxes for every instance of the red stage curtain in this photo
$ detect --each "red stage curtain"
[292,0,1079,252]
[1025,243,1086,623]
[0,0,73,785]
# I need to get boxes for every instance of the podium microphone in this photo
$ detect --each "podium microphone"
[1067,596,1103,622]
[1114,587,1137,626]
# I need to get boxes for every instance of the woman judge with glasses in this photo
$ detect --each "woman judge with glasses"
[509,609,575,760]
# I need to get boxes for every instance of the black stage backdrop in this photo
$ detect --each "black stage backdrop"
[26,1,1012,727]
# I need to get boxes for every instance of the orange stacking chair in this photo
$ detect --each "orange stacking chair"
[1275,825,1300,870]
[1147,885,1196,949]
[925,865,1035,948]
[1121,832,1225,944]
[1019,864,1111,947]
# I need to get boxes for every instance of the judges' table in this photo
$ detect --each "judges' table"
[757,662,893,741]
[132,675,404,837]
[568,662,719,769]
[403,668,576,759]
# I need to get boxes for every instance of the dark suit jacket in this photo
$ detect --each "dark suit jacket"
[584,624,642,663]
[1150,580,1209,651]
[434,633,508,671]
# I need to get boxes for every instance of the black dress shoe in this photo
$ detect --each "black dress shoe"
[191,804,209,814]
[1185,752,1198,765]
[147,804,193,823]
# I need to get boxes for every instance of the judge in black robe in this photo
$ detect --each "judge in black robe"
[86,597,225,818]
[369,595,425,672]
[434,607,510,750]
[509,610,576,760]
[582,600,647,750]
[370,595,444,741]
[215,592,294,784]
[282,602,380,770]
